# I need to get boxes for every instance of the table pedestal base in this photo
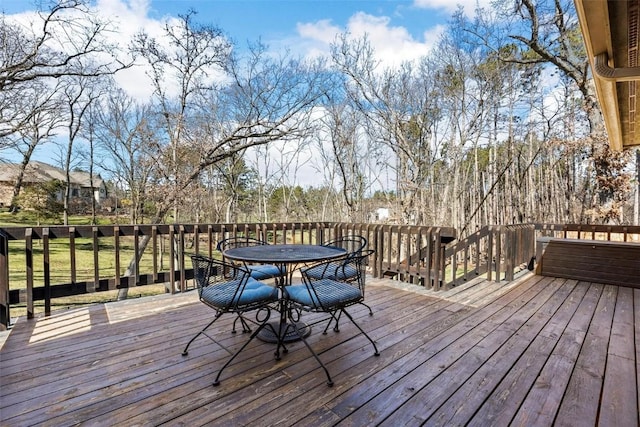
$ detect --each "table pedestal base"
[258,321,311,343]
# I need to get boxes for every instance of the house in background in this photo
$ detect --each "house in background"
[374,207,390,221]
[0,161,107,209]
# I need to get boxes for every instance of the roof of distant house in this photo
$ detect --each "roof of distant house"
[0,161,103,188]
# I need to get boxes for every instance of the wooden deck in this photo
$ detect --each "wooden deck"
[1,274,639,426]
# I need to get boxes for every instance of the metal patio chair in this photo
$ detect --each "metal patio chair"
[305,236,373,332]
[182,255,279,386]
[284,249,380,386]
[304,235,367,281]
[217,236,286,333]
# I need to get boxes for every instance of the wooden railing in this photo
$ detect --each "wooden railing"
[0,222,457,330]
[443,224,536,288]
[361,223,535,290]
[5,220,640,330]
[364,225,457,287]
[439,223,640,290]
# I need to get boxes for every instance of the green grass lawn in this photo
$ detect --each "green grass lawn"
[0,210,117,226]
[0,211,202,318]
[1,213,326,319]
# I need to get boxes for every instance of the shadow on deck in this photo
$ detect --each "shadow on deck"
[1,274,638,426]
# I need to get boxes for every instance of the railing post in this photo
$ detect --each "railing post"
[207,224,213,258]
[114,226,121,290]
[487,227,494,282]
[462,235,469,282]
[69,227,77,290]
[495,226,502,282]
[92,226,100,291]
[433,229,441,290]
[474,229,481,277]
[0,230,9,330]
[43,227,51,316]
[152,225,159,282]
[450,236,458,286]
[179,225,186,292]
[134,225,140,288]
[374,224,383,278]
[25,228,33,319]
[169,225,176,294]
[505,227,515,282]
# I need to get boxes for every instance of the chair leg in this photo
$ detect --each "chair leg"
[290,320,334,387]
[213,319,271,386]
[273,307,290,360]
[322,311,342,334]
[340,309,380,356]
[359,302,374,316]
[182,312,222,356]
[322,303,371,335]
[232,314,251,334]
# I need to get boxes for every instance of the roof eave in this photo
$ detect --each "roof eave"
[575,0,628,151]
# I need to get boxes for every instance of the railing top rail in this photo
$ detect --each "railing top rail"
[534,223,640,234]
[332,222,455,233]
[0,222,339,241]
[0,222,458,242]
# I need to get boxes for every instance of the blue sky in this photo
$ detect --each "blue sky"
[145,0,452,43]
[1,0,487,184]
[2,0,488,98]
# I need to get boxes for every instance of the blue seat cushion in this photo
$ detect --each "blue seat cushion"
[201,280,278,308]
[305,263,357,280]
[245,277,268,288]
[247,264,284,280]
[285,279,362,309]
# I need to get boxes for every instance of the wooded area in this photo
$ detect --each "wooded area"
[0,0,637,239]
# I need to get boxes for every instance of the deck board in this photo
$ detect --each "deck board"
[599,286,639,427]
[424,278,584,426]
[1,274,639,426]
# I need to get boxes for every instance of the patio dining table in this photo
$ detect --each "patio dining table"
[223,243,347,343]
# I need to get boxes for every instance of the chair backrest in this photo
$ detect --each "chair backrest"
[298,249,374,311]
[216,236,269,252]
[322,235,367,255]
[191,255,253,310]
[347,249,374,290]
[302,248,374,287]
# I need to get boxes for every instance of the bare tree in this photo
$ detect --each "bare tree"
[121,24,332,296]
[93,86,160,224]
[183,42,333,209]
[58,74,105,224]
[330,35,445,225]
[7,80,63,211]
[322,100,369,222]
[0,0,131,141]
[131,9,231,223]
[82,103,98,223]
[460,0,632,223]
[248,144,277,222]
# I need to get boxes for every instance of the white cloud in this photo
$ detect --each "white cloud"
[295,11,442,69]
[5,1,445,99]
[93,0,167,100]
[297,19,341,44]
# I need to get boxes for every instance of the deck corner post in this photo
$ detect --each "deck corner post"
[0,230,9,330]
